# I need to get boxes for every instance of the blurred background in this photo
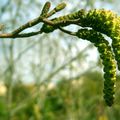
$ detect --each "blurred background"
[0,0,120,120]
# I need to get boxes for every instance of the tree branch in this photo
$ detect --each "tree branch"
[0,2,67,38]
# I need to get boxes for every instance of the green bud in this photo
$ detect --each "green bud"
[40,2,51,17]
[55,3,66,12]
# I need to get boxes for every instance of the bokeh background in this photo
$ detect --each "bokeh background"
[0,0,120,120]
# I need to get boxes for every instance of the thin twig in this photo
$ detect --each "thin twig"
[59,27,76,36]
[11,16,43,35]
[0,18,55,38]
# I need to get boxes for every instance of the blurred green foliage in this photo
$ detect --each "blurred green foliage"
[0,70,120,120]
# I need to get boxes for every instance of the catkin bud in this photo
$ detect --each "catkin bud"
[40,2,51,17]
[55,3,66,12]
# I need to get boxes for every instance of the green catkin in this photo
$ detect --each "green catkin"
[79,9,120,70]
[40,9,86,33]
[76,29,116,106]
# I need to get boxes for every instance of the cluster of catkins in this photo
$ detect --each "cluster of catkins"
[80,9,120,70]
[41,9,120,106]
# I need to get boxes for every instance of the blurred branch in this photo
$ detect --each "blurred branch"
[65,66,96,81]
[1,37,45,78]
[0,0,11,18]
[37,44,92,84]
[5,40,15,120]
[0,40,9,62]
[5,3,23,120]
